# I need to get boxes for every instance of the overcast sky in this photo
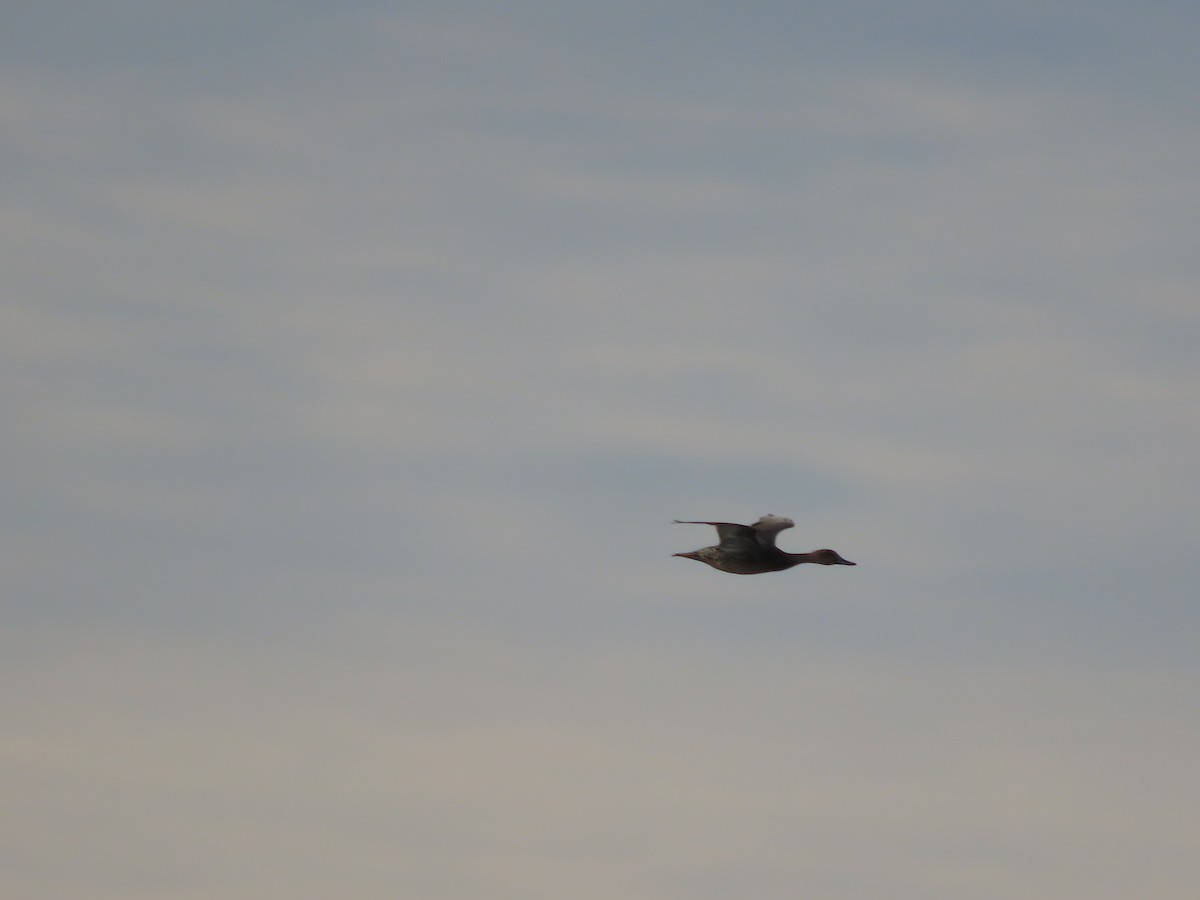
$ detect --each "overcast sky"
[4,2,1200,898]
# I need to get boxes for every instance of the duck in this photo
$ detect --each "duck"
[673,514,856,574]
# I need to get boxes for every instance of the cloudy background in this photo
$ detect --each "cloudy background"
[4,2,1199,897]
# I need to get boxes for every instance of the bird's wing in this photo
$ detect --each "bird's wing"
[673,520,758,551]
[750,515,795,549]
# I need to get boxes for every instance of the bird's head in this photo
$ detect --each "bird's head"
[813,549,856,566]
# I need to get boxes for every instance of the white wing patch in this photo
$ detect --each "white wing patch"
[750,514,795,548]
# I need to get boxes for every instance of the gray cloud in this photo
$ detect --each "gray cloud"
[4,2,1200,897]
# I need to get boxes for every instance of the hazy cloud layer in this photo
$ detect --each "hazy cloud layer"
[3,2,1199,898]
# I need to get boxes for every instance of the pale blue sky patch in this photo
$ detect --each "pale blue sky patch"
[3,2,1200,897]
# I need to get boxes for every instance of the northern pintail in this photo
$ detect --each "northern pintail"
[673,514,856,574]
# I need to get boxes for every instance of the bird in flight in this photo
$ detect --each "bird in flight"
[673,514,856,574]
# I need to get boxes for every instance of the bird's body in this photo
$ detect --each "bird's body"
[673,514,855,575]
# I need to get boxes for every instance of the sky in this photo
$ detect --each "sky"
[3,2,1200,897]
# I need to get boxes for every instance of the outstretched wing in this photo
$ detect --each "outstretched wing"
[750,514,795,549]
[673,520,758,552]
